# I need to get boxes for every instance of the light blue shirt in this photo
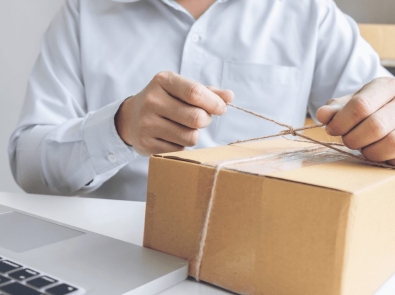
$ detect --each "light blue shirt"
[9,0,390,200]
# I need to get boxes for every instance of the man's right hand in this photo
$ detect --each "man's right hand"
[115,71,234,156]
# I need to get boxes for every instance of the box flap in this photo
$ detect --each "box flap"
[155,138,315,164]
[155,139,395,193]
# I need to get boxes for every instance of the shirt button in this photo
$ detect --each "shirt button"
[191,34,200,43]
[108,154,116,164]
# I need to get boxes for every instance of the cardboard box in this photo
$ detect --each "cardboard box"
[359,24,395,60]
[144,139,395,295]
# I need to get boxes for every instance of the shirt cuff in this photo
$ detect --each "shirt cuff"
[83,99,136,175]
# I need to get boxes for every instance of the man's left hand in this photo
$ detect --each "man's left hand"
[317,77,395,165]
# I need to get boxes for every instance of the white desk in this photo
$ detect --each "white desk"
[0,191,394,295]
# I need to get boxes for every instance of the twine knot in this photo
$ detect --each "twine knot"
[289,126,297,136]
[279,126,297,136]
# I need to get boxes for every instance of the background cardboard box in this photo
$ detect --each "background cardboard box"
[144,139,395,295]
[359,24,395,64]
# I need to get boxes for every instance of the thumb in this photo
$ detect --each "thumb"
[207,86,234,104]
[316,94,353,124]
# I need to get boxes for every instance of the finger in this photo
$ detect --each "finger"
[153,71,227,115]
[206,86,234,104]
[326,77,395,136]
[342,99,395,149]
[152,117,200,147]
[137,137,185,156]
[360,130,395,162]
[316,94,353,124]
[154,93,212,129]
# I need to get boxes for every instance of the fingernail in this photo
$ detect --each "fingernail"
[325,103,343,111]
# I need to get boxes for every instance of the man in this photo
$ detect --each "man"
[8,0,395,201]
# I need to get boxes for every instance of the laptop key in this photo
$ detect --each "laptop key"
[0,282,44,295]
[0,274,10,284]
[9,268,39,281]
[0,260,22,273]
[46,283,78,295]
[27,275,58,288]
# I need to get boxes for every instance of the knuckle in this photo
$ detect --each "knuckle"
[186,130,200,146]
[190,109,207,128]
[351,96,373,121]
[140,117,152,130]
[153,71,171,84]
[144,93,157,107]
[187,83,204,104]
[368,116,388,138]
[212,102,224,115]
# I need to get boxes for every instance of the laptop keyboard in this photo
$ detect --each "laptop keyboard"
[0,257,83,295]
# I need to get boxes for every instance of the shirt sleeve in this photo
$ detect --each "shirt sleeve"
[308,0,393,120]
[8,0,136,196]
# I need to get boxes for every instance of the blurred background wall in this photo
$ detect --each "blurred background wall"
[0,0,394,193]
[0,0,65,193]
[336,0,395,24]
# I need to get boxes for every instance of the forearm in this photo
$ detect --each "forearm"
[9,100,136,196]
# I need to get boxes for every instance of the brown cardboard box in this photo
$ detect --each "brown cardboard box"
[144,139,395,295]
[359,24,395,60]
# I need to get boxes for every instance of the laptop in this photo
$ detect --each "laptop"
[0,204,188,295]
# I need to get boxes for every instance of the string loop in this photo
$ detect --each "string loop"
[226,103,395,170]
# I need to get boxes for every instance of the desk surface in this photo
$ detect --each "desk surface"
[0,192,394,295]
